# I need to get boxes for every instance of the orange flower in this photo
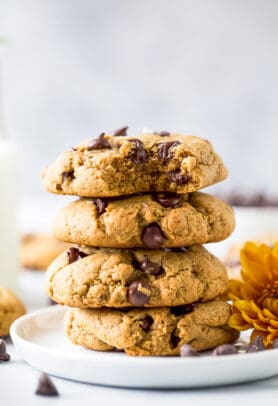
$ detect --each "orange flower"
[229,242,278,347]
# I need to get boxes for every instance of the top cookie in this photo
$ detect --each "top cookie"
[42,131,228,197]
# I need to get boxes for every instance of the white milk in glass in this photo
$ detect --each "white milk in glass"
[0,140,18,289]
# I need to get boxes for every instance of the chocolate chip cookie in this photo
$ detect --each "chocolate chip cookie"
[65,300,239,355]
[0,287,26,336]
[20,234,70,271]
[42,132,228,197]
[46,245,229,308]
[53,192,235,248]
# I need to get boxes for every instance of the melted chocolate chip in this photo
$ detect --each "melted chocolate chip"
[180,344,200,357]
[127,280,151,306]
[165,247,189,253]
[157,141,181,159]
[128,139,148,164]
[87,133,111,150]
[61,171,74,183]
[167,171,192,185]
[212,344,238,356]
[67,247,87,264]
[35,373,59,397]
[156,193,181,208]
[139,315,154,332]
[245,336,265,353]
[113,126,128,137]
[170,304,195,316]
[170,331,180,349]
[141,223,166,248]
[140,256,164,276]
[94,198,108,214]
[0,339,10,362]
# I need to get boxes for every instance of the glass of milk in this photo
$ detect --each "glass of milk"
[0,41,18,290]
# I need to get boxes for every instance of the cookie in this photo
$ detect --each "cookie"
[20,234,70,271]
[65,300,239,355]
[46,245,228,308]
[0,287,26,336]
[42,132,228,197]
[53,192,235,248]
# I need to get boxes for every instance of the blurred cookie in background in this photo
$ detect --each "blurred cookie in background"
[0,287,26,336]
[20,234,70,271]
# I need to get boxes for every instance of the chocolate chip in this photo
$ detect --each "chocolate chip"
[0,339,10,362]
[87,133,111,150]
[140,256,164,276]
[212,344,238,356]
[245,336,265,353]
[166,247,189,253]
[170,331,180,348]
[157,130,170,137]
[157,141,181,159]
[180,344,200,357]
[47,298,57,306]
[167,170,192,185]
[127,280,151,306]
[170,304,195,316]
[35,373,59,397]
[139,315,154,332]
[94,198,108,214]
[273,338,278,349]
[141,223,166,248]
[67,247,87,264]
[156,193,181,208]
[113,126,128,137]
[61,170,74,183]
[128,139,148,164]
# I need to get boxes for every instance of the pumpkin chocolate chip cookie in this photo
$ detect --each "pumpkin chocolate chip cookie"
[65,300,239,355]
[0,287,26,336]
[46,245,229,308]
[42,132,228,197]
[53,192,235,248]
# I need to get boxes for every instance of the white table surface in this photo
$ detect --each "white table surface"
[2,197,278,405]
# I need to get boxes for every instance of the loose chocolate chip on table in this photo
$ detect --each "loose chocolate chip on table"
[128,139,148,164]
[245,336,265,353]
[87,133,111,150]
[170,304,195,316]
[141,223,166,248]
[140,256,164,276]
[35,373,59,397]
[127,280,151,306]
[180,344,200,357]
[157,141,181,159]
[61,170,74,183]
[0,339,10,362]
[212,344,238,356]
[139,315,154,332]
[167,170,192,185]
[67,247,88,264]
[156,193,181,208]
[156,130,170,137]
[94,198,108,214]
[113,126,128,137]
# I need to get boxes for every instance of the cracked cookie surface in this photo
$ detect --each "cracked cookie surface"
[65,301,239,355]
[0,287,26,336]
[46,245,229,308]
[53,192,235,248]
[42,133,227,197]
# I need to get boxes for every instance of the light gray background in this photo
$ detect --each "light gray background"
[1,0,278,197]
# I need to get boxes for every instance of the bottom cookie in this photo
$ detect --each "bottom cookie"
[65,301,239,356]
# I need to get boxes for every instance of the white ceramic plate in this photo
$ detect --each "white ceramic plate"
[11,305,278,389]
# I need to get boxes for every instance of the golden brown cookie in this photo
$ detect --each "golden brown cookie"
[0,287,26,336]
[42,132,227,197]
[46,245,229,308]
[53,192,235,248]
[65,301,239,356]
[20,234,70,271]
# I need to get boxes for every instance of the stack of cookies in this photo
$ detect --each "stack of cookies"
[43,128,239,356]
